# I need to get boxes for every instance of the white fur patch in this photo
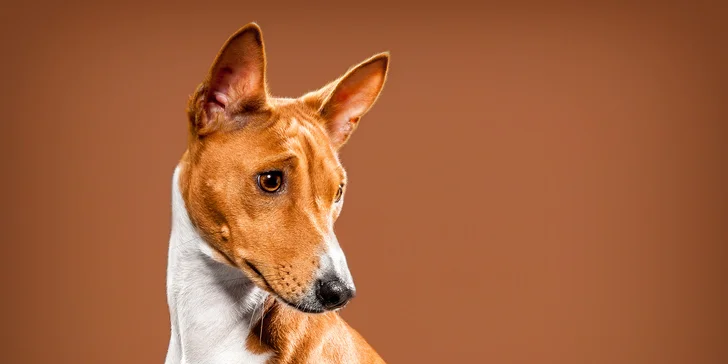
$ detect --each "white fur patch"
[319,232,355,290]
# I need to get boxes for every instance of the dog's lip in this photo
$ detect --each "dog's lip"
[279,298,325,314]
[243,260,272,289]
[243,260,264,278]
[241,260,281,299]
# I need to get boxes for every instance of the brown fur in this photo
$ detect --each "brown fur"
[178,23,388,362]
[247,297,385,364]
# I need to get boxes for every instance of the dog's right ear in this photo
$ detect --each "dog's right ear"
[192,23,268,135]
[302,53,389,148]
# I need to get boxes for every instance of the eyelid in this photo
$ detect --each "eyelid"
[334,184,344,202]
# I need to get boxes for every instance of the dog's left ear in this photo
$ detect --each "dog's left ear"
[304,53,389,148]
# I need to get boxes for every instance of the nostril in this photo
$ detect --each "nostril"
[316,279,353,310]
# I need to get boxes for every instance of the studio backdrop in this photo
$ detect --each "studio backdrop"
[1,1,726,363]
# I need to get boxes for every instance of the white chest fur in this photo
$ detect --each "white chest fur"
[165,165,272,364]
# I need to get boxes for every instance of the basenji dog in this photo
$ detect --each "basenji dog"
[165,23,389,364]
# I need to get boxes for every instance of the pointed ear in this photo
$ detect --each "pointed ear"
[305,53,389,148]
[196,23,268,134]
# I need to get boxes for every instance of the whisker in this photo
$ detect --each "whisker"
[259,299,267,346]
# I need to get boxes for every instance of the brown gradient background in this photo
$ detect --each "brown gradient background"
[1,1,727,363]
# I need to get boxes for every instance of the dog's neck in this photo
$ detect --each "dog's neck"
[165,164,272,364]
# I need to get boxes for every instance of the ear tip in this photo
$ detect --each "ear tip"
[230,22,264,42]
[245,22,263,32]
[373,52,390,61]
[368,52,390,70]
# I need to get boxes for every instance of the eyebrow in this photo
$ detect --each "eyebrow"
[257,153,299,167]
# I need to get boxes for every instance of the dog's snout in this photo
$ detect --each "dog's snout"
[316,278,354,310]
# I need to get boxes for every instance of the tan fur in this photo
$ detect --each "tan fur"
[247,297,385,364]
[179,23,388,362]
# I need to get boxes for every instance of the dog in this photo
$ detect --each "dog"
[165,23,389,364]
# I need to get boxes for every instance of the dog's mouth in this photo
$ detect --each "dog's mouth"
[243,260,273,291]
[204,241,331,314]
[242,260,325,314]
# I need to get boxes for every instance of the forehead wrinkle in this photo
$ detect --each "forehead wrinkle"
[299,122,324,210]
[276,117,316,213]
[294,114,347,186]
[279,106,346,204]
[287,116,336,208]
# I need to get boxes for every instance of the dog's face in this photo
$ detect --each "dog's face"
[180,24,388,313]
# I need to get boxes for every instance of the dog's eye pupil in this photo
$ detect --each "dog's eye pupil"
[258,172,283,193]
[334,185,343,202]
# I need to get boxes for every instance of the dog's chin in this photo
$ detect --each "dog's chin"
[274,296,328,314]
[259,286,329,314]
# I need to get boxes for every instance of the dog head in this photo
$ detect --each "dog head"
[180,23,389,313]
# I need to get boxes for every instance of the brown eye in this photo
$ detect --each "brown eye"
[258,171,283,193]
[334,185,344,202]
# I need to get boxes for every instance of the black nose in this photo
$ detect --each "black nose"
[316,278,354,310]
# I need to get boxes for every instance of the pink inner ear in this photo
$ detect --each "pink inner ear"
[208,66,235,107]
[210,92,229,108]
[204,91,229,117]
[334,91,350,103]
